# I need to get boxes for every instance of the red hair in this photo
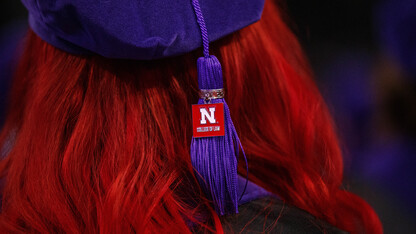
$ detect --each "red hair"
[0,1,382,233]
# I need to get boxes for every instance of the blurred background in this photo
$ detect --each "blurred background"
[284,0,416,233]
[0,0,415,233]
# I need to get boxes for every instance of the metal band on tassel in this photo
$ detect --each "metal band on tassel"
[199,89,225,102]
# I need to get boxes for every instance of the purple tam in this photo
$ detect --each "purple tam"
[22,0,265,60]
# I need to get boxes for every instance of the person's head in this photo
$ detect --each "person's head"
[0,0,381,233]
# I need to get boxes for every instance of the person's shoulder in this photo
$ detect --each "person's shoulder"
[221,197,348,233]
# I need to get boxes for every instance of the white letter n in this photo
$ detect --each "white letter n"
[200,107,216,124]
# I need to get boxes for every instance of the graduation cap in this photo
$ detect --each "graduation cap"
[22,0,265,215]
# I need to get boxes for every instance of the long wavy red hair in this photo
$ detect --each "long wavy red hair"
[0,1,381,233]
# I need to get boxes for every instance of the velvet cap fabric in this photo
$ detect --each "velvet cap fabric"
[22,0,265,60]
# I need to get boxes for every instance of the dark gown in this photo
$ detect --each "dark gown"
[221,197,347,233]
[219,177,347,233]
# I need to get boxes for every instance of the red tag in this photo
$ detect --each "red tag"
[192,103,225,138]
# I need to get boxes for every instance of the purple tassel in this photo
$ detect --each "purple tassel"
[190,55,245,215]
[189,0,248,215]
